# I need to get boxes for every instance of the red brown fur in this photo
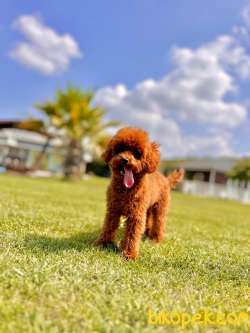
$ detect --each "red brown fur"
[94,127,184,260]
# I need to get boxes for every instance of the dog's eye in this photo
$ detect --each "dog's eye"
[134,149,142,159]
[114,144,126,155]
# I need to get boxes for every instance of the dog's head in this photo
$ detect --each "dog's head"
[102,127,160,188]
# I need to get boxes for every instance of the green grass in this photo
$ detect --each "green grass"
[0,174,249,333]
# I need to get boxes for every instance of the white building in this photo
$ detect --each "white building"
[173,158,250,204]
[0,126,64,174]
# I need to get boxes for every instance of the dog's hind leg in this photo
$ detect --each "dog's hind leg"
[144,207,154,239]
[147,198,169,243]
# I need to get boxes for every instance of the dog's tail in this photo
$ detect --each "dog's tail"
[167,168,185,189]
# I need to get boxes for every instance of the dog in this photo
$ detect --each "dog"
[94,127,184,260]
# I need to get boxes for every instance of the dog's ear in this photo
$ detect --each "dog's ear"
[101,143,113,164]
[144,142,160,173]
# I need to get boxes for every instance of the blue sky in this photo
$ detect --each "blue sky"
[1,0,250,157]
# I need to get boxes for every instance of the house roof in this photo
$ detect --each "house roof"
[179,157,238,173]
[0,128,62,151]
[0,120,21,129]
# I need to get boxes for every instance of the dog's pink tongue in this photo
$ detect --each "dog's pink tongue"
[123,169,134,188]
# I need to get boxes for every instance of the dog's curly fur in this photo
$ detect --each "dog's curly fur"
[94,127,184,260]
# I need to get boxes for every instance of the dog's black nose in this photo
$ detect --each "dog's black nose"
[122,157,129,165]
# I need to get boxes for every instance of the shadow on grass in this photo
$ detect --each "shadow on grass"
[24,230,120,254]
[24,233,247,283]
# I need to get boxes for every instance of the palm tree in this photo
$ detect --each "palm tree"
[33,86,118,178]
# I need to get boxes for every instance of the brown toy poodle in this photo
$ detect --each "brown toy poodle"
[94,127,184,260]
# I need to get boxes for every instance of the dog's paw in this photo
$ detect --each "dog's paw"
[122,250,138,260]
[93,238,106,246]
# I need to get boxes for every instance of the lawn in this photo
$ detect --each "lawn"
[0,174,249,333]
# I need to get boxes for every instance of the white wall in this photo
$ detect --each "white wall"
[181,180,250,204]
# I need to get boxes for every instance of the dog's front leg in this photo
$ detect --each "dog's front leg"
[94,207,120,247]
[120,213,146,260]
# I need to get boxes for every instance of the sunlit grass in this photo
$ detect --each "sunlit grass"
[0,174,249,332]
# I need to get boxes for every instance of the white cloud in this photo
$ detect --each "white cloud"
[10,15,82,75]
[183,134,233,157]
[242,4,250,27]
[94,14,250,157]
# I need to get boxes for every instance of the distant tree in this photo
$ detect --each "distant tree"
[29,86,118,179]
[228,159,250,181]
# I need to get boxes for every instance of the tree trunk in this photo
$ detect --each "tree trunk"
[31,137,51,171]
[64,139,85,179]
